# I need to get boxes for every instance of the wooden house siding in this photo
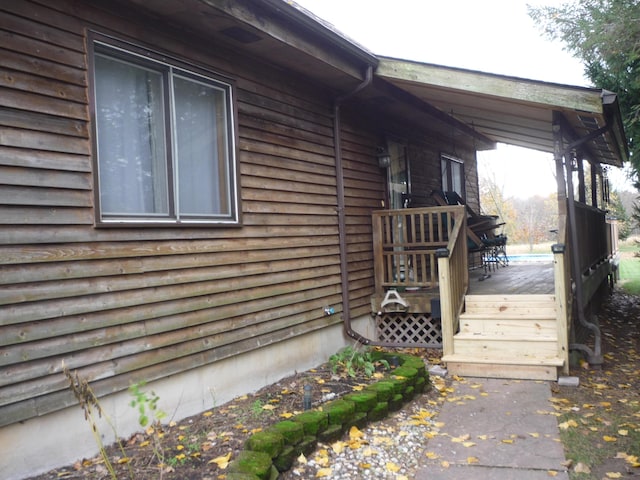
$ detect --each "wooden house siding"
[0,0,382,427]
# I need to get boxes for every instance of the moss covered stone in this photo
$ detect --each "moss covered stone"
[404,385,415,401]
[389,392,404,411]
[228,450,273,480]
[317,423,344,443]
[295,435,318,457]
[365,381,395,402]
[293,410,328,436]
[392,366,419,386]
[387,376,409,395]
[269,420,304,446]
[367,401,389,422]
[227,473,262,480]
[345,411,368,430]
[245,430,284,459]
[273,445,297,472]
[414,375,428,394]
[324,399,355,425]
[343,391,378,413]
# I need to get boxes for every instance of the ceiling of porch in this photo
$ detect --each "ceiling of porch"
[376,57,628,167]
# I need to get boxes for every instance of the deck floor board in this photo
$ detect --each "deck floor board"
[468,263,554,295]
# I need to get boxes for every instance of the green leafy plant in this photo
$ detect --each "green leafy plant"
[129,382,167,475]
[329,344,389,378]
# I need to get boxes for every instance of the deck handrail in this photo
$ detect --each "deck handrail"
[371,206,463,295]
[436,206,468,357]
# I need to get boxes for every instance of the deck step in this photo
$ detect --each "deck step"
[464,294,556,317]
[453,333,558,358]
[442,354,564,381]
[459,316,557,337]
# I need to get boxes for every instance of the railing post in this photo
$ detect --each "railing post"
[436,247,454,357]
[552,243,570,375]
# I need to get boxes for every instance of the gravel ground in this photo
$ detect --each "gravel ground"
[282,374,446,479]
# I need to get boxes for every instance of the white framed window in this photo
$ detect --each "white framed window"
[441,154,465,199]
[90,35,239,225]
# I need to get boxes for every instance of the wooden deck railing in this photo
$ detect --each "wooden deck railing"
[371,206,465,296]
[574,202,609,274]
[436,207,469,357]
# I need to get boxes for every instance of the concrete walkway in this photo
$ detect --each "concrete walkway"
[415,377,569,479]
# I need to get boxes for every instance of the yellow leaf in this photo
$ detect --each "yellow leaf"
[373,372,385,379]
[352,385,364,391]
[386,462,401,472]
[297,453,307,464]
[425,451,440,459]
[209,452,232,469]
[176,445,184,451]
[603,435,617,442]
[477,435,488,440]
[574,462,591,474]
[174,453,186,461]
[262,404,276,411]
[362,446,377,457]
[617,429,628,436]
[441,460,450,468]
[202,411,213,417]
[467,456,480,464]
[117,457,131,464]
[316,468,332,477]
[462,441,476,447]
[501,439,514,444]
[547,470,559,477]
[558,419,578,430]
[349,426,364,439]
[359,462,371,469]
[139,440,150,447]
[528,433,540,438]
[331,441,347,454]
[279,412,294,419]
[315,378,325,384]
[605,473,622,479]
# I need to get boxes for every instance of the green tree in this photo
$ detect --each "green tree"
[528,0,640,182]
[608,190,632,240]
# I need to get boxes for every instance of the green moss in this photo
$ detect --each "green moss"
[272,445,296,472]
[317,423,344,443]
[345,411,368,430]
[228,450,273,480]
[391,366,419,386]
[226,473,262,480]
[293,410,328,436]
[295,435,318,456]
[323,399,355,425]
[365,381,395,402]
[415,375,428,394]
[269,420,304,446]
[368,401,389,422]
[389,393,404,411]
[343,391,378,413]
[404,385,415,401]
[245,430,284,459]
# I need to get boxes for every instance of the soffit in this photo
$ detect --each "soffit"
[377,57,628,166]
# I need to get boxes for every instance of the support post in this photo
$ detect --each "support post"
[552,243,570,375]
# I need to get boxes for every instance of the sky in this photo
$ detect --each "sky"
[293,0,634,197]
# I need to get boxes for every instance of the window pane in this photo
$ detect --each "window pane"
[95,54,168,215]
[174,75,230,216]
[451,161,463,194]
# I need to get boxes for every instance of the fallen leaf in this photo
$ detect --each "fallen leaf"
[316,468,332,477]
[467,456,480,464]
[262,404,276,411]
[605,473,622,479]
[386,462,401,472]
[425,451,439,459]
[603,435,617,442]
[574,462,591,474]
[209,452,232,469]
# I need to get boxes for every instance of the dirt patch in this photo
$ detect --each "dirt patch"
[25,349,442,480]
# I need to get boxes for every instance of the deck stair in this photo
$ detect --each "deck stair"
[442,294,565,380]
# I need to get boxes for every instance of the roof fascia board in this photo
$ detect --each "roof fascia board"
[377,57,604,114]
[199,0,377,80]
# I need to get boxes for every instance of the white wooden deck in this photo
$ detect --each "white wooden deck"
[468,262,554,295]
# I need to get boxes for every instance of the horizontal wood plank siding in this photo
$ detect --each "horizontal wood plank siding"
[0,0,357,427]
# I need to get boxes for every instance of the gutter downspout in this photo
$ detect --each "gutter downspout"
[562,122,612,366]
[333,66,373,345]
